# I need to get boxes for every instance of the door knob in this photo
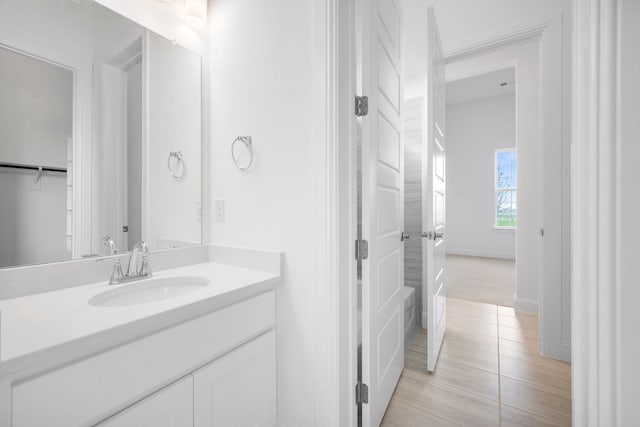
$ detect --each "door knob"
[421,231,444,240]
[401,232,410,242]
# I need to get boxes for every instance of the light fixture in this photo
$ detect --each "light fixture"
[184,0,207,29]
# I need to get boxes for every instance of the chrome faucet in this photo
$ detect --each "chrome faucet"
[127,241,152,278]
[101,236,118,256]
[108,241,153,285]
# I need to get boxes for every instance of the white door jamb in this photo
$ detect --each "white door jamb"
[444,14,571,362]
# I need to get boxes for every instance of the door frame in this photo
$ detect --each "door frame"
[0,28,93,259]
[444,13,571,362]
[570,0,631,424]
[315,4,572,426]
[311,0,358,425]
[318,1,623,426]
[105,37,144,252]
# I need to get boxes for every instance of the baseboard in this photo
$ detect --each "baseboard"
[514,297,538,313]
[559,342,572,362]
[540,340,571,363]
[446,248,516,260]
[421,311,427,329]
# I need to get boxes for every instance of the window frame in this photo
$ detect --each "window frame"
[494,148,517,229]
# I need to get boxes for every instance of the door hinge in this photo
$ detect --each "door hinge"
[355,382,369,405]
[540,228,545,237]
[355,239,369,260]
[355,95,369,117]
[122,225,129,233]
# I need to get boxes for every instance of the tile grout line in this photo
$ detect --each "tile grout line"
[496,305,503,426]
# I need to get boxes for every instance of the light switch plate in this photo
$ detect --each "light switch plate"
[215,200,225,222]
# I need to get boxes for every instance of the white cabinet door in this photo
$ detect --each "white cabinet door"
[194,331,276,427]
[97,376,193,427]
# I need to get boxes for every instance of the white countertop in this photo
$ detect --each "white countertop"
[0,261,279,376]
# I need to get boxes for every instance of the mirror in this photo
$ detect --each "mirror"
[0,0,203,268]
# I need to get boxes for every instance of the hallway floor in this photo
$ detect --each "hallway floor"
[381,298,571,426]
[446,255,516,307]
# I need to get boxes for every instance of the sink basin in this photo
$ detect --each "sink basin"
[89,276,210,307]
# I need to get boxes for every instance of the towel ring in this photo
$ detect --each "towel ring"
[167,151,186,179]
[231,136,253,171]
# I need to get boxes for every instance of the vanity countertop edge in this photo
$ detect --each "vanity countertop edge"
[0,246,283,379]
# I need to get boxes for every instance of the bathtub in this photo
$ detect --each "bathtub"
[403,286,417,345]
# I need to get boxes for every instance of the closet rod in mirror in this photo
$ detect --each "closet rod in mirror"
[0,162,67,173]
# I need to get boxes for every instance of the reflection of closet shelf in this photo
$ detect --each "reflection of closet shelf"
[0,162,67,173]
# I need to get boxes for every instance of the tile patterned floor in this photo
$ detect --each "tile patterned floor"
[446,255,516,307]
[381,298,571,426]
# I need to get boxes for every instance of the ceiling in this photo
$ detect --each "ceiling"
[446,67,515,105]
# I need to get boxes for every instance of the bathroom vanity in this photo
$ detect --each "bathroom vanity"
[0,1,283,425]
[0,245,282,427]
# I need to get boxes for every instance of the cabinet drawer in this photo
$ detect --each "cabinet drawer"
[12,291,274,427]
[97,376,193,427]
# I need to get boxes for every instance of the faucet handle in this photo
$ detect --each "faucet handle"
[139,254,153,278]
[109,258,125,285]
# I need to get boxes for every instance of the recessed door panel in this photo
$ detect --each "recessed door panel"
[376,305,403,383]
[378,44,400,113]
[378,112,401,170]
[377,249,402,311]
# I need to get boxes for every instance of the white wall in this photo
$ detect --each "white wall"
[619,0,640,422]
[0,1,94,59]
[208,0,318,425]
[447,39,539,312]
[446,94,516,259]
[145,31,202,248]
[0,47,72,168]
[0,172,68,267]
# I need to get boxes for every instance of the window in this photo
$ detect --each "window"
[495,149,517,228]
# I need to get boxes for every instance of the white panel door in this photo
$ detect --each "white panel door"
[193,331,276,427]
[97,376,193,427]
[361,0,404,425]
[422,7,447,373]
